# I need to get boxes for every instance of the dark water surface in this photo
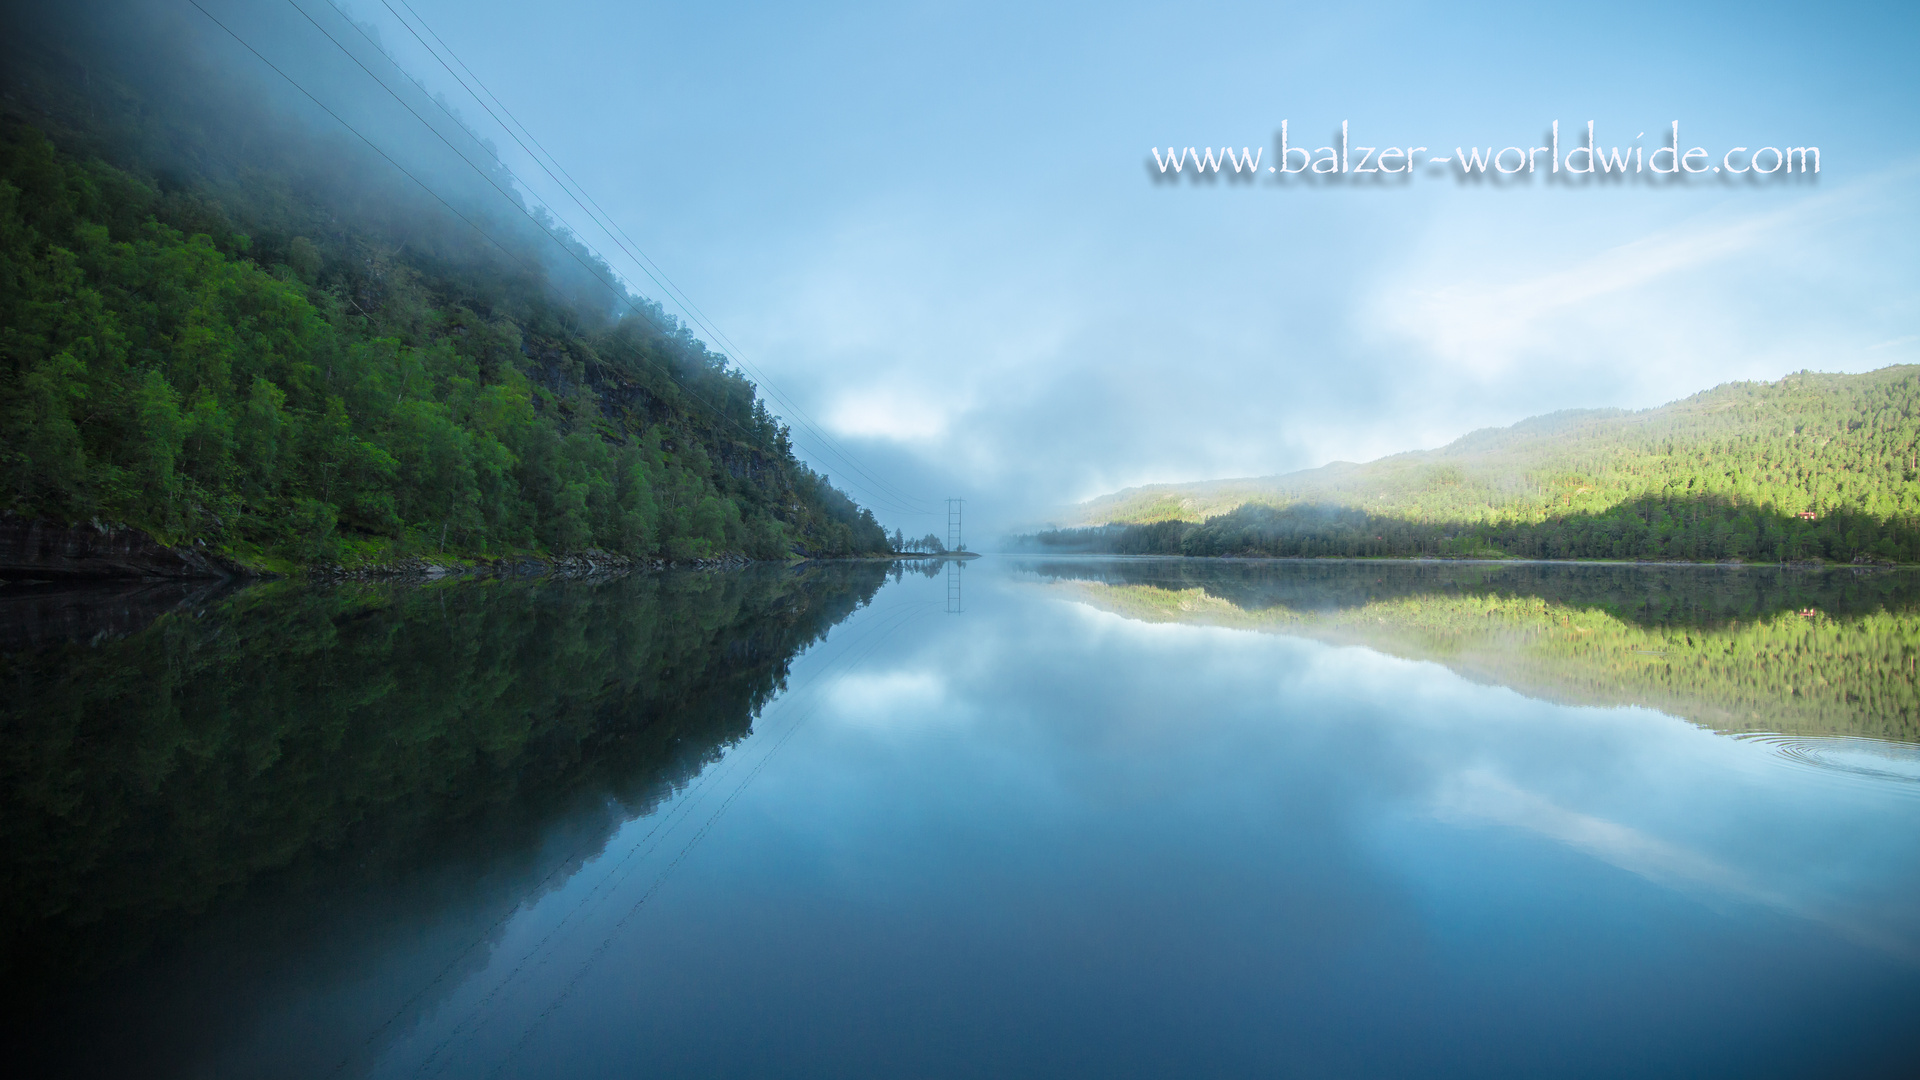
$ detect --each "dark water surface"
[5,558,1919,1078]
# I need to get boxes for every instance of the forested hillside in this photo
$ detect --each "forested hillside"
[0,562,888,990]
[0,1,889,569]
[1030,560,1920,741]
[1039,368,1920,563]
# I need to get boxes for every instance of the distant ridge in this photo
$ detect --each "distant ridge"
[1025,367,1920,563]
[1067,367,1920,529]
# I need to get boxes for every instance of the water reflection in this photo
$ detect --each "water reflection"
[1,564,890,1077]
[1735,733,1920,788]
[1020,558,1920,740]
[4,558,1918,1078]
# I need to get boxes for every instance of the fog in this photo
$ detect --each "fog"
[13,0,1918,539]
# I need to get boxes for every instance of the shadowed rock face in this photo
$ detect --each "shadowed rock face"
[0,579,236,651]
[0,517,247,581]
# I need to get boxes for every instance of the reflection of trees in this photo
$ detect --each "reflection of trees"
[1023,559,1920,628]
[890,558,948,582]
[1028,560,1920,741]
[0,565,886,1028]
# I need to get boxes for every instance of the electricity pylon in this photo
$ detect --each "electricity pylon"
[945,560,964,614]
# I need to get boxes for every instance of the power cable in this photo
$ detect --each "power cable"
[183,0,799,483]
[273,1,818,466]
[342,583,932,1078]
[483,598,942,1078]
[314,0,932,516]
[382,0,937,515]
[297,0,931,517]
[406,594,940,1076]
[194,0,926,522]
[371,0,938,517]
[401,594,926,1072]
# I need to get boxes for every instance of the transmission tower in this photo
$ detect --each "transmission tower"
[946,498,964,554]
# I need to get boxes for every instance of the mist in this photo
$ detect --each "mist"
[7,0,1918,542]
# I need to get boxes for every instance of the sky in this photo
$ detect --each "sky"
[302,0,1917,535]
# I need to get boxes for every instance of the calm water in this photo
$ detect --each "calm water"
[5,558,1919,1078]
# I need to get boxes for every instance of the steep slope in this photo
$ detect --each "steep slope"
[0,1,889,569]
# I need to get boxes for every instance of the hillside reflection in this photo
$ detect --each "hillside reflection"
[1021,559,1920,741]
[0,564,888,1077]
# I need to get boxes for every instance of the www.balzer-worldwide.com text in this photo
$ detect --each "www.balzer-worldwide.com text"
[1153,121,1818,179]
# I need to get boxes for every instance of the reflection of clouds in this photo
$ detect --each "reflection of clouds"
[1436,769,1757,892]
[817,569,1920,977]
[827,668,950,727]
[1434,769,1918,962]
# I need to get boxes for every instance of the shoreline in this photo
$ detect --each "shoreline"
[997,552,1907,570]
[0,516,995,584]
[0,515,936,585]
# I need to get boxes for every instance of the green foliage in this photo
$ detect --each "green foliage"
[0,117,888,563]
[1034,559,1920,740]
[1044,369,1920,563]
[0,562,889,984]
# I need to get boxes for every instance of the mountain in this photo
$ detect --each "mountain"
[1040,367,1920,563]
[1026,559,1920,741]
[0,1,889,571]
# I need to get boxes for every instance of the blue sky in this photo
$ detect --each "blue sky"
[337,0,1919,533]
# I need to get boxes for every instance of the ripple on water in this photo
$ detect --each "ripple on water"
[1735,733,1920,792]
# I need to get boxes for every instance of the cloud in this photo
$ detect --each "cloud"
[827,668,949,726]
[1434,768,1917,960]
[1368,167,1920,387]
[825,386,955,443]
[1376,176,1884,372]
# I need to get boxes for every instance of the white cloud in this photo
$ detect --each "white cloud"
[1368,168,1920,391]
[827,669,949,726]
[825,386,955,443]
[1434,768,1916,959]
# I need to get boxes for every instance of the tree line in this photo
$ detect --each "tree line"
[1034,367,1920,564]
[0,7,890,568]
[0,562,888,992]
[1030,560,1920,741]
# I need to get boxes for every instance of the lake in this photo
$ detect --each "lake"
[5,558,1919,1078]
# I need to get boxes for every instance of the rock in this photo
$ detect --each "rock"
[0,578,236,650]
[0,516,250,581]
[0,520,778,583]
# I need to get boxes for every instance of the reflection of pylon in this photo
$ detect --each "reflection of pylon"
[946,498,964,553]
[945,560,964,614]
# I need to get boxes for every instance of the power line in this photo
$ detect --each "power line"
[481,599,942,1077]
[370,0,938,517]
[184,0,800,483]
[273,0,834,476]
[315,0,929,516]
[195,0,928,520]
[404,596,939,1076]
[292,0,932,516]
[383,0,935,514]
